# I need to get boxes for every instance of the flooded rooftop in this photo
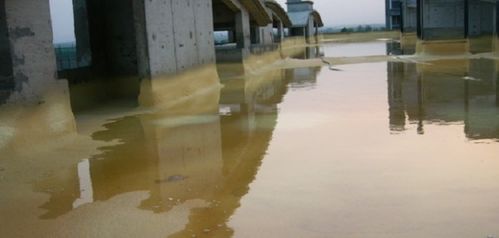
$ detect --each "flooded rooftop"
[1,39,499,238]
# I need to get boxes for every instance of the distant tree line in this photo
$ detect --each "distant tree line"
[320,24,387,34]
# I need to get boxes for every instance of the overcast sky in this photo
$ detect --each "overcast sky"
[275,0,385,27]
[50,0,75,43]
[50,0,385,43]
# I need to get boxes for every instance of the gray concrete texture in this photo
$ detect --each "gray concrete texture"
[468,0,495,36]
[403,0,498,40]
[4,0,58,102]
[136,0,216,77]
[0,0,13,99]
[402,0,417,32]
[0,0,323,104]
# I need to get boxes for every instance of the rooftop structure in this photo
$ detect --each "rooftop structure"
[286,0,323,42]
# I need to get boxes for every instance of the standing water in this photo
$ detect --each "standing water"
[1,41,499,238]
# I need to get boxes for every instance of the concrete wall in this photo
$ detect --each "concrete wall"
[4,0,58,102]
[421,0,465,40]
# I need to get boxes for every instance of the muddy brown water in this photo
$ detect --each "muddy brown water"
[1,41,499,238]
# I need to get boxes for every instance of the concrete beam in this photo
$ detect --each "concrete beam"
[265,0,292,27]
[221,0,241,11]
[240,0,272,26]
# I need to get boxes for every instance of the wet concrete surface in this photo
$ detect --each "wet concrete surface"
[1,41,499,237]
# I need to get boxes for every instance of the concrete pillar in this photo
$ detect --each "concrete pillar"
[401,0,417,33]
[400,0,417,51]
[4,0,58,102]
[496,69,499,106]
[0,0,13,102]
[228,29,236,43]
[262,24,274,45]
[134,0,175,77]
[315,24,319,43]
[276,21,284,42]
[72,0,92,67]
[134,0,216,77]
[468,0,495,53]
[133,0,151,78]
[468,0,495,37]
[419,0,466,40]
[250,26,260,44]
[306,16,314,43]
[235,10,251,49]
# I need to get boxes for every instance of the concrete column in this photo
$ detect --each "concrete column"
[134,0,175,77]
[496,70,499,106]
[134,0,216,77]
[261,24,274,45]
[306,16,314,43]
[276,21,284,42]
[419,0,466,40]
[250,26,260,44]
[315,24,319,43]
[4,0,58,101]
[401,0,417,33]
[228,29,236,43]
[133,0,151,78]
[235,10,251,49]
[497,3,499,37]
[0,0,13,102]
[469,0,496,53]
[0,0,12,77]
[192,0,216,66]
[72,0,92,67]
[468,0,495,37]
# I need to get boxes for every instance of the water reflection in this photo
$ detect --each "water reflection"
[0,46,322,237]
[387,59,499,141]
[3,41,499,237]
